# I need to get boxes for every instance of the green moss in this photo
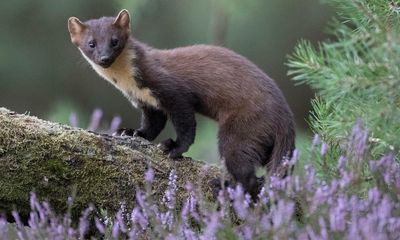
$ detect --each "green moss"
[0,108,222,221]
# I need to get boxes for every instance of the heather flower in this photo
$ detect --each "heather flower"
[339,170,353,188]
[311,181,339,212]
[306,225,318,240]
[78,206,93,238]
[28,212,38,231]
[30,194,48,227]
[165,233,178,240]
[87,108,103,131]
[367,187,381,205]
[185,181,194,192]
[200,213,221,240]
[228,185,249,219]
[136,190,146,210]
[311,134,320,150]
[162,169,177,210]
[260,214,272,232]
[257,186,268,206]
[181,184,198,223]
[109,115,122,134]
[160,211,174,230]
[337,155,346,169]
[349,119,368,161]
[289,149,300,165]
[293,175,302,192]
[69,112,78,128]
[67,196,74,208]
[11,211,25,240]
[131,207,148,230]
[181,198,190,224]
[116,209,127,233]
[189,193,200,221]
[304,164,317,191]
[182,227,198,240]
[0,218,7,234]
[297,231,309,240]
[128,229,139,239]
[320,142,328,156]
[370,154,400,190]
[67,228,76,238]
[29,192,38,211]
[95,218,105,234]
[111,222,120,239]
[12,211,23,227]
[144,167,155,183]
[242,225,253,240]
[16,230,24,240]
[271,200,294,229]
[329,196,347,232]
[271,174,293,191]
[318,217,328,240]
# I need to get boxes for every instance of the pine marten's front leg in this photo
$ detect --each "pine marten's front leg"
[137,106,168,140]
[159,103,196,158]
[116,105,167,140]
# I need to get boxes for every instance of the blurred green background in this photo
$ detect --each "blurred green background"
[0,0,332,163]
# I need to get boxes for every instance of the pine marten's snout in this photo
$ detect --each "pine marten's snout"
[97,54,114,68]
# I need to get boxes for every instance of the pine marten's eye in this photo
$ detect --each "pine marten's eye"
[111,38,119,47]
[88,40,96,48]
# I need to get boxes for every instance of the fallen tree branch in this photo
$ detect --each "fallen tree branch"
[0,108,221,219]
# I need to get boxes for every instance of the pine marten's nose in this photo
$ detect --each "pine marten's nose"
[100,56,111,64]
[99,56,113,68]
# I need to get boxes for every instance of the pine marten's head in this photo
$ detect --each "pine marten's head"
[68,10,131,68]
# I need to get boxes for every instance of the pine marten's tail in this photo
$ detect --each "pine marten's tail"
[268,125,296,177]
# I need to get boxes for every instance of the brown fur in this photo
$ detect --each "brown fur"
[68,10,295,198]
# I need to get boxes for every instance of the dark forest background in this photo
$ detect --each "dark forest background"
[0,0,332,162]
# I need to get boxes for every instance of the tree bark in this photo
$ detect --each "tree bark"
[0,108,222,219]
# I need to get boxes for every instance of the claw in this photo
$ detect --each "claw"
[158,138,176,153]
[167,148,184,159]
[113,128,135,137]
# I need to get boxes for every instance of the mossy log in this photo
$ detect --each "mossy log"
[0,107,222,219]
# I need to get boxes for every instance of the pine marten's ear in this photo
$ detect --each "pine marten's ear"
[113,9,131,30]
[68,17,87,45]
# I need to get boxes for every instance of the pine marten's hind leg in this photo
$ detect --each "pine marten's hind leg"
[217,122,267,199]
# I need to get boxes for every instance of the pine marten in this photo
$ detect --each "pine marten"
[68,9,295,197]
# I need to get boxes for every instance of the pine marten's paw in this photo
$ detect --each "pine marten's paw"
[157,139,185,159]
[157,138,176,152]
[210,178,230,199]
